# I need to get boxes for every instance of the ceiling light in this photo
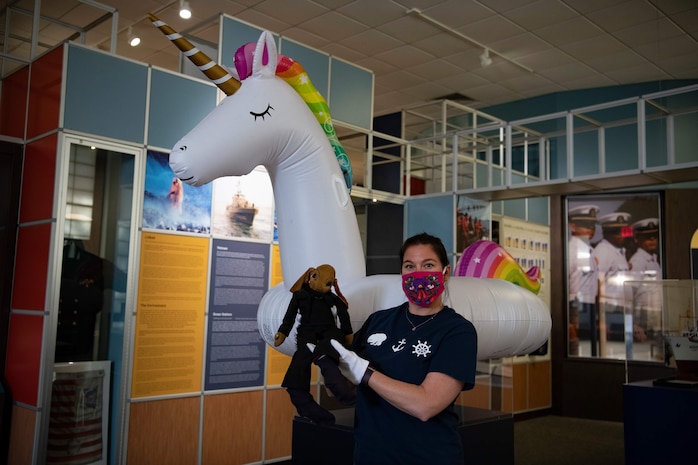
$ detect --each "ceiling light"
[179,0,192,19]
[127,27,140,47]
[480,49,492,67]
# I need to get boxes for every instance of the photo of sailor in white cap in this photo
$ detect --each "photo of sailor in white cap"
[591,212,632,356]
[629,218,661,278]
[567,204,600,356]
[628,218,663,352]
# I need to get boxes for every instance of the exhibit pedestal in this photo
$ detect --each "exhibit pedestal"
[292,406,514,465]
[623,380,698,465]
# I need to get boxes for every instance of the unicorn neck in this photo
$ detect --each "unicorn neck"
[267,145,366,287]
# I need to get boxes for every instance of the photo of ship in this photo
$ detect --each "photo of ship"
[211,170,274,241]
[226,186,258,226]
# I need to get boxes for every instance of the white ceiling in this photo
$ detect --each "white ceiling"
[2,0,697,118]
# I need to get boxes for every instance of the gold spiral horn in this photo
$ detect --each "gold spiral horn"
[146,12,241,96]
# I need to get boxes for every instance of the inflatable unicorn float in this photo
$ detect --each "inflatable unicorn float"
[148,14,551,360]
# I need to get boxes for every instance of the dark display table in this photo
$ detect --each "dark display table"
[292,406,514,465]
[623,379,698,465]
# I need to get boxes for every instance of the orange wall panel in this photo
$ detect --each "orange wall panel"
[6,405,35,465]
[11,223,51,311]
[457,379,491,409]
[4,313,44,406]
[202,391,263,465]
[527,360,551,410]
[0,65,29,138]
[19,134,58,224]
[26,46,63,139]
[127,397,199,465]
[265,388,299,460]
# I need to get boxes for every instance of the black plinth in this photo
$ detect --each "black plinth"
[624,380,698,465]
[292,406,514,465]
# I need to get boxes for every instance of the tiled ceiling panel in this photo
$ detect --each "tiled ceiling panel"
[0,0,695,117]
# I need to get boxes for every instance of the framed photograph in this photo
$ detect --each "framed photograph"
[48,361,111,464]
[566,193,662,360]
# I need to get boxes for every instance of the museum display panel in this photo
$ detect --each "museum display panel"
[48,138,137,465]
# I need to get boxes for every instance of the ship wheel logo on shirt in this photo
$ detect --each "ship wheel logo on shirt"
[412,340,432,357]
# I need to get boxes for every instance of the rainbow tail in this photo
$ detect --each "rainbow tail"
[454,240,542,295]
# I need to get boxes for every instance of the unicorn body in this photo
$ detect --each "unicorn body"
[155,20,551,360]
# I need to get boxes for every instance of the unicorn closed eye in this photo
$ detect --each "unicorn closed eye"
[148,14,551,360]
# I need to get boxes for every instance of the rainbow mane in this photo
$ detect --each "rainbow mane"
[234,43,353,190]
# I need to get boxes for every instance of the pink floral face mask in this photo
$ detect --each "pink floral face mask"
[401,269,445,306]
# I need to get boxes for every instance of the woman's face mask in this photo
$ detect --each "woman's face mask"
[401,268,446,307]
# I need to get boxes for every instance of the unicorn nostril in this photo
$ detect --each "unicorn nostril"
[179,145,187,151]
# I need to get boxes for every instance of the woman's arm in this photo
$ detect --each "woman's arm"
[366,370,464,422]
[329,339,465,422]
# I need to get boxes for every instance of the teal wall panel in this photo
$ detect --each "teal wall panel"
[64,45,147,143]
[220,16,372,130]
[221,16,274,73]
[148,70,218,150]
[527,197,549,225]
[406,196,454,256]
[503,198,526,220]
[279,39,330,100]
[329,58,373,129]
[675,113,698,164]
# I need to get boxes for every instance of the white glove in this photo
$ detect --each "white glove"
[330,339,370,385]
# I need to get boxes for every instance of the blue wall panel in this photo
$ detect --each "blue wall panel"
[221,17,270,73]
[503,198,526,220]
[406,196,454,256]
[527,197,549,225]
[573,130,599,177]
[675,113,698,164]
[148,70,218,150]
[64,45,147,143]
[330,58,373,129]
[279,39,330,100]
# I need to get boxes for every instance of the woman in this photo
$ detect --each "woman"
[330,232,478,465]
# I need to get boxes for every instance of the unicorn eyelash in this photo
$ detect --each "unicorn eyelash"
[250,104,274,121]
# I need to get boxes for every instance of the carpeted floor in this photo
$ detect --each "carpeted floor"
[514,415,625,465]
[276,414,626,464]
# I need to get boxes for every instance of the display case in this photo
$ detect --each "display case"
[623,279,698,383]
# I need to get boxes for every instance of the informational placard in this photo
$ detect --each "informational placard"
[205,239,270,390]
[132,232,208,397]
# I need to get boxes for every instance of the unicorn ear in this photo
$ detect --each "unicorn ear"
[252,31,277,78]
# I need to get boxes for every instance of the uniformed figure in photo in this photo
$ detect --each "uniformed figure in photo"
[629,218,661,278]
[592,212,632,350]
[568,204,600,356]
[629,218,662,348]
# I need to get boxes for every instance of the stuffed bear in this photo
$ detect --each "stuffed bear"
[274,264,355,425]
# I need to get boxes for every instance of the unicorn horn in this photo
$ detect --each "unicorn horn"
[146,12,241,96]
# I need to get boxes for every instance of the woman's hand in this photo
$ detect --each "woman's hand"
[330,339,370,385]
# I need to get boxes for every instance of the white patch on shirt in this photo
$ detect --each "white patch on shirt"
[367,333,387,346]
[412,340,432,357]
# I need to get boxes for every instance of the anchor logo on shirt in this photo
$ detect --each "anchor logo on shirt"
[392,338,406,352]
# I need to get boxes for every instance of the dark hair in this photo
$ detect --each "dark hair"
[399,232,449,267]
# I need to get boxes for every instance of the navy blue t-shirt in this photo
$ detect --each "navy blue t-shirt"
[350,303,478,465]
